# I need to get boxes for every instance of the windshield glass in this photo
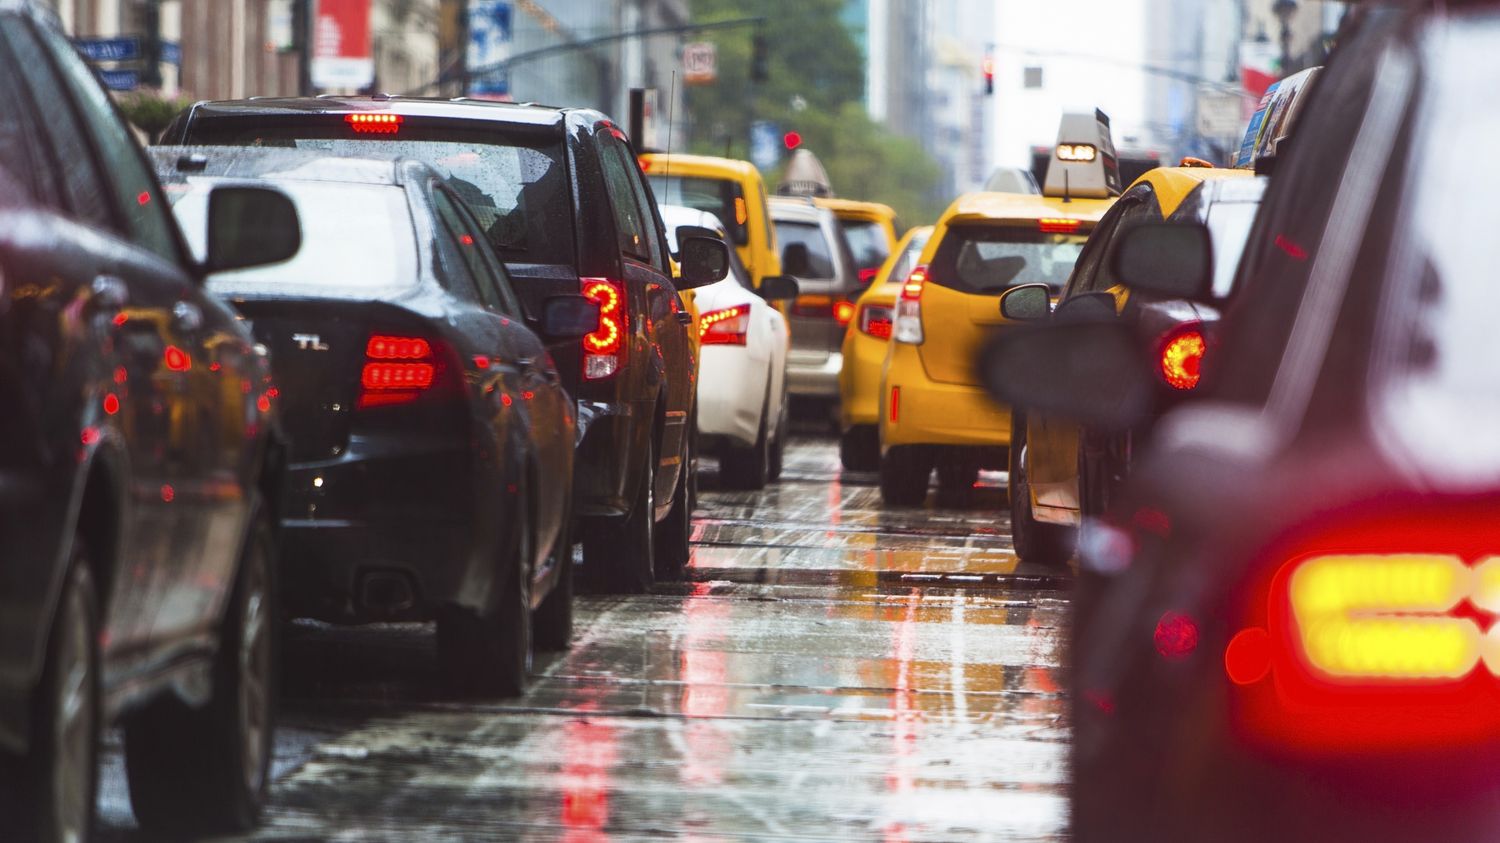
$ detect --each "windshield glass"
[168,179,418,292]
[648,174,749,246]
[841,219,890,274]
[930,225,1088,293]
[182,120,574,265]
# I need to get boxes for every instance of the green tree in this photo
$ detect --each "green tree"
[684,0,946,225]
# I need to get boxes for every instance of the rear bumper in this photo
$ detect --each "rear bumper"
[840,331,888,428]
[788,352,843,398]
[277,436,504,622]
[881,345,1012,449]
[697,346,769,448]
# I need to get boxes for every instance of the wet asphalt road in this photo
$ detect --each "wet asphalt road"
[98,434,1073,841]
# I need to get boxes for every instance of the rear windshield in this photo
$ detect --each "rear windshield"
[648,175,749,246]
[841,219,890,274]
[182,119,574,265]
[167,179,418,293]
[773,220,834,279]
[930,225,1088,294]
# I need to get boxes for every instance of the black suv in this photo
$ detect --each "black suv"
[162,98,723,593]
[0,3,301,839]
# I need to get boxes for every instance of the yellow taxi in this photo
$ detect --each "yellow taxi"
[815,197,899,284]
[877,111,1122,505]
[838,225,933,470]
[641,153,782,288]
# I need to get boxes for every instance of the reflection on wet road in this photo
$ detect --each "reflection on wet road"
[100,437,1072,841]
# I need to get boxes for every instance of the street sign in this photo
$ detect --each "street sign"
[97,69,140,91]
[160,40,181,66]
[749,120,780,171]
[1196,90,1242,139]
[467,0,513,99]
[74,36,139,63]
[683,41,717,85]
[311,0,375,90]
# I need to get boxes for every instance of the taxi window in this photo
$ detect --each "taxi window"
[649,174,749,247]
[930,225,1088,294]
[774,220,834,278]
[841,219,891,274]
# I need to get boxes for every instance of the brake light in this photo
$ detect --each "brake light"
[345,113,403,134]
[1038,218,1082,234]
[859,304,894,340]
[1158,325,1206,390]
[359,334,439,408]
[581,278,626,379]
[833,300,856,326]
[892,265,927,344]
[889,385,900,423]
[858,267,880,285]
[699,305,749,346]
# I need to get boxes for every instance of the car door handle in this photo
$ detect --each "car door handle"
[675,311,694,326]
[90,274,128,310]
[172,301,203,333]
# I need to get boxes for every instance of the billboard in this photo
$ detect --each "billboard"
[467,0,513,99]
[312,0,374,90]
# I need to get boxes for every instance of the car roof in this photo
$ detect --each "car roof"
[768,197,831,223]
[178,96,594,130]
[1129,166,1253,217]
[640,153,761,180]
[815,196,897,222]
[941,191,1114,226]
[149,145,431,188]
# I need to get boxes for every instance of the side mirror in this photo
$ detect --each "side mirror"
[539,295,601,341]
[679,235,730,289]
[781,242,812,277]
[674,224,719,259]
[1054,291,1118,323]
[757,275,800,301]
[1113,221,1213,302]
[998,284,1051,321]
[204,186,301,273]
[978,321,1154,431]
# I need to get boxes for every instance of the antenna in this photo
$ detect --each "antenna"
[665,70,678,161]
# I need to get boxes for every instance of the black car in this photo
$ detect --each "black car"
[987,3,1500,840]
[161,98,728,594]
[0,4,301,839]
[152,147,598,696]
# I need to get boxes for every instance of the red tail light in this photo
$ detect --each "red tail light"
[581,278,627,379]
[792,295,855,324]
[858,267,880,285]
[1039,217,1082,234]
[1227,497,1500,753]
[859,304,894,340]
[833,300,856,326]
[359,334,439,408]
[345,113,403,134]
[893,266,927,344]
[699,305,749,346]
[1157,324,1206,390]
[901,265,928,301]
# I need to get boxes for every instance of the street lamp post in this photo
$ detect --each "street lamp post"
[1273,0,1299,77]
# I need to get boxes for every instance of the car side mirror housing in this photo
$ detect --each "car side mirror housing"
[1113,221,1213,302]
[673,224,719,259]
[539,295,601,341]
[781,242,812,277]
[204,186,301,274]
[678,235,730,289]
[998,284,1051,321]
[979,321,1154,431]
[757,274,800,301]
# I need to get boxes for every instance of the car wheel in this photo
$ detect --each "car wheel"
[654,422,694,582]
[720,395,770,490]
[2,544,100,843]
[532,497,574,652]
[126,509,277,835]
[439,484,533,696]
[581,437,656,594]
[1008,418,1073,566]
[768,385,789,481]
[880,445,932,506]
[839,425,880,472]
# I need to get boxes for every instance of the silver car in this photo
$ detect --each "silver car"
[770,198,860,403]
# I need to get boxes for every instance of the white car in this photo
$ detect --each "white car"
[660,205,798,489]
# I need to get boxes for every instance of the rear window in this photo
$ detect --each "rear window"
[182,118,574,265]
[773,220,834,278]
[930,225,1088,294]
[841,219,890,273]
[168,179,419,292]
[648,175,748,246]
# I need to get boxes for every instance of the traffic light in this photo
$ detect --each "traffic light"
[783,131,802,150]
[982,49,995,95]
[751,33,769,83]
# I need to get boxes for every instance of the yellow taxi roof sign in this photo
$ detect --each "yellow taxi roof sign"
[1042,109,1123,200]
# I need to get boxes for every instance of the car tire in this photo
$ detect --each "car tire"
[721,395,770,490]
[126,509,277,835]
[839,425,880,472]
[532,497,574,652]
[2,544,100,843]
[654,422,694,582]
[768,384,790,482]
[581,437,656,594]
[880,445,932,506]
[438,484,533,697]
[1009,417,1073,566]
